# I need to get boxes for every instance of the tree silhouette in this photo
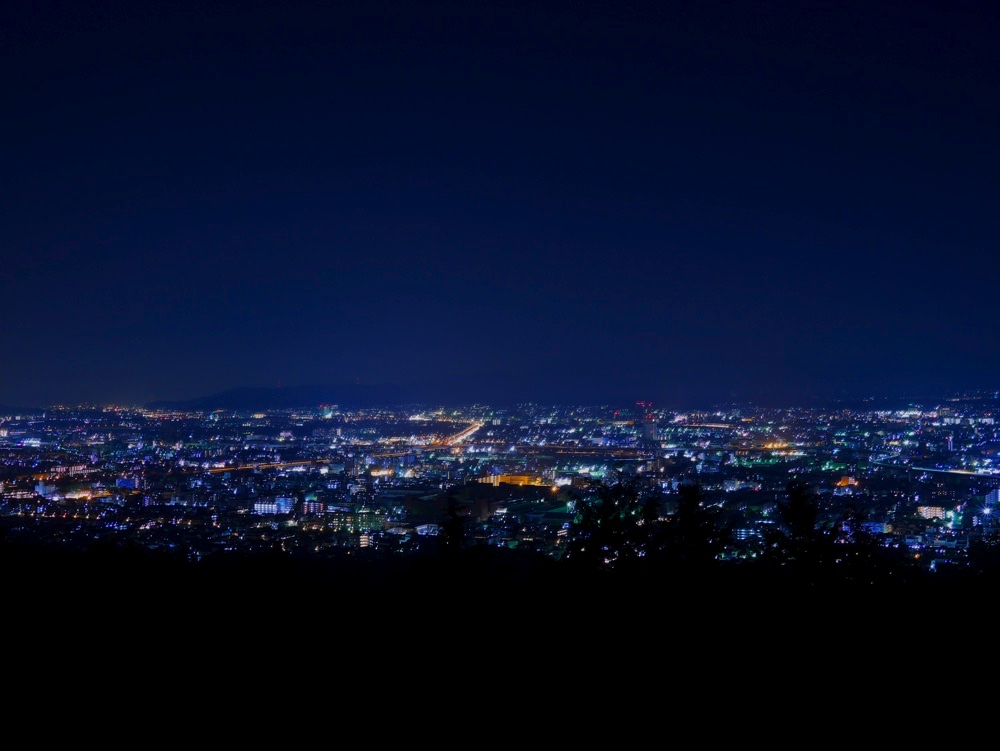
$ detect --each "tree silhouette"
[640,493,661,526]
[561,471,646,575]
[778,480,821,540]
[831,502,919,584]
[654,481,727,576]
[560,473,732,592]
[440,495,466,555]
[761,479,827,582]
[967,527,1000,578]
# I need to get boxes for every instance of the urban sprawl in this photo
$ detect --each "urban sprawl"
[3,393,1000,576]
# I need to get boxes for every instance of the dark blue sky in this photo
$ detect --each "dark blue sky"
[3,0,998,409]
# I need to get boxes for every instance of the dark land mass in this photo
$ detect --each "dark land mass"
[5,530,993,644]
[0,381,993,414]
[145,385,1000,414]
[145,383,417,411]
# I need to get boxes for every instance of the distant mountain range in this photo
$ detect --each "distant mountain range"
[145,383,421,411]
[143,384,981,413]
[1,383,994,414]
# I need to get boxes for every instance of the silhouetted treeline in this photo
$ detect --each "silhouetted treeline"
[6,474,1000,632]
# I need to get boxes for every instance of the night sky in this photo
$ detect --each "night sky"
[3,0,998,409]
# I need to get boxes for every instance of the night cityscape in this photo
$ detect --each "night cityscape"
[4,0,999,657]
[6,390,1000,630]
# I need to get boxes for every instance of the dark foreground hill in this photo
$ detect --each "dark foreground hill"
[5,534,993,646]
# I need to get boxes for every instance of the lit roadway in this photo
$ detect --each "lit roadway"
[365,421,485,458]
[873,460,991,477]
[206,459,331,474]
[441,421,484,445]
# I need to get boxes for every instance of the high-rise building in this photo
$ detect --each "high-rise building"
[641,419,658,442]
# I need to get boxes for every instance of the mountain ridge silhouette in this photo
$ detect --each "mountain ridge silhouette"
[145,383,417,411]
